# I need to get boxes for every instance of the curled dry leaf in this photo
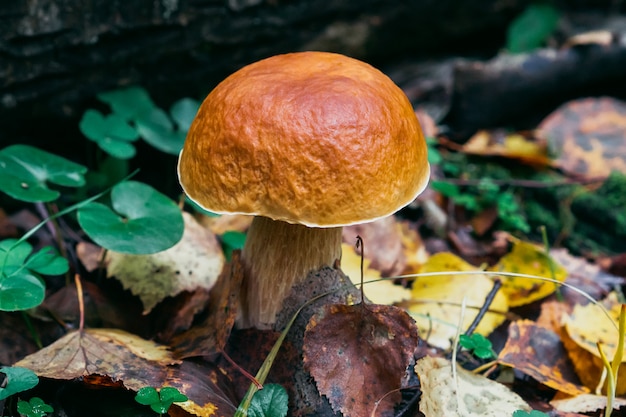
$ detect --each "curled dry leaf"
[415,356,531,417]
[303,302,418,417]
[462,129,551,166]
[14,328,237,417]
[551,393,626,414]
[106,212,225,313]
[497,320,589,396]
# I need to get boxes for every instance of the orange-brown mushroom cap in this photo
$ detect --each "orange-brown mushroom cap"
[178,51,429,227]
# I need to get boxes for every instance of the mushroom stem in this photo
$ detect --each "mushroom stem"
[238,216,342,329]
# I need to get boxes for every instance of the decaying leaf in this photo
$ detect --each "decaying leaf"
[303,303,418,417]
[497,320,589,396]
[538,96,626,178]
[415,356,531,416]
[405,252,508,350]
[341,243,411,305]
[550,393,626,414]
[14,328,236,417]
[490,239,567,307]
[171,252,243,359]
[462,130,551,165]
[343,216,407,277]
[106,212,225,313]
[562,293,626,394]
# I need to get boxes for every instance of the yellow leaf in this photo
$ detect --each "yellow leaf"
[406,252,508,350]
[341,243,411,305]
[562,293,626,394]
[490,240,567,307]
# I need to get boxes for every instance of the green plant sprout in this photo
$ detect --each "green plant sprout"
[596,304,626,417]
[16,397,54,417]
[134,386,188,416]
[459,333,496,360]
[79,86,200,157]
[512,410,549,417]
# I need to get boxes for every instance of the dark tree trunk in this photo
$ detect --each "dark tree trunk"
[1,0,529,143]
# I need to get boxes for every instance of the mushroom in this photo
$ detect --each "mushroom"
[178,51,429,329]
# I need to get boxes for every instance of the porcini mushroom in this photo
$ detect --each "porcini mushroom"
[178,51,429,329]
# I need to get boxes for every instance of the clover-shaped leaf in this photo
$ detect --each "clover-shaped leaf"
[0,145,87,203]
[135,386,188,414]
[79,109,139,159]
[136,98,199,155]
[97,86,155,120]
[77,181,184,254]
[459,333,495,360]
[248,384,288,417]
[0,239,67,311]
[17,397,54,417]
[0,366,39,400]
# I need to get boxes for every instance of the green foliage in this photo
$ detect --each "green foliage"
[506,4,560,53]
[0,367,39,401]
[0,240,67,311]
[77,181,184,254]
[459,333,496,360]
[431,180,530,233]
[16,397,54,417]
[79,86,200,158]
[246,384,288,417]
[512,410,549,417]
[135,386,188,415]
[0,145,87,203]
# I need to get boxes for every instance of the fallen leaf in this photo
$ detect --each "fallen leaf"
[538,96,626,178]
[497,320,589,396]
[303,303,418,417]
[562,293,626,394]
[415,356,531,416]
[343,216,407,277]
[106,212,224,313]
[406,252,508,350]
[171,252,243,359]
[551,393,626,414]
[490,239,567,307]
[14,328,236,416]
[462,130,551,165]
[341,243,411,305]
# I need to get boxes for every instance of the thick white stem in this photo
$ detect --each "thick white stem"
[238,216,342,328]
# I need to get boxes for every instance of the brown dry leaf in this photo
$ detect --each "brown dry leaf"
[562,293,626,394]
[343,216,407,277]
[106,212,225,313]
[490,239,567,307]
[76,242,104,272]
[537,96,626,178]
[171,252,243,359]
[415,356,531,416]
[303,302,418,417]
[461,129,551,165]
[199,213,252,235]
[406,252,508,350]
[497,320,589,396]
[341,243,411,305]
[14,328,236,416]
[551,393,626,414]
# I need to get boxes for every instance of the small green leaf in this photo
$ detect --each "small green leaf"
[136,107,186,155]
[459,334,495,360]
[97,87,155,120]
[0,366,39,400]
[24,247,69,276]
[0,145,87,203]
[79,110,139,159]
[513,410,549,417]
[507,4,560,53]
[135,386,160,406]
[170,98,200,132]
[17,397,54,417]
[0,271,45,311]
[430,181,460,198]
[77,181,184,254]
[248,384,288,417]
